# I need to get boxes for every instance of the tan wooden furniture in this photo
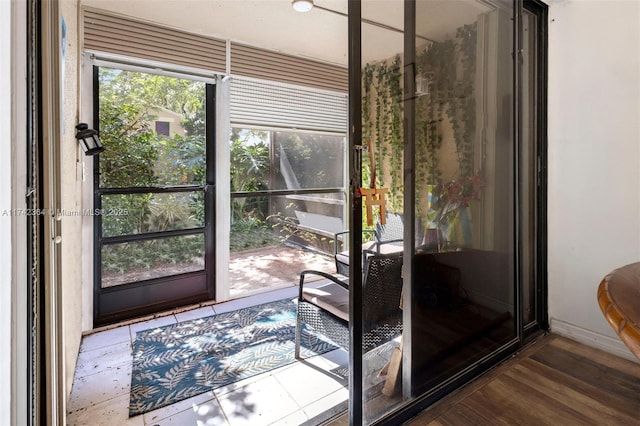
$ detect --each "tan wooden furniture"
[597,262,640,360]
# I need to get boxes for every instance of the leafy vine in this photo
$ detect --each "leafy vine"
[360,22,477,222]
[414,23,478,222]
[361,55,403,211]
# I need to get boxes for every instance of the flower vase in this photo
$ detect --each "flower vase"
[422,228,442,252]
[440,206,472,248]
[459,205,473,246]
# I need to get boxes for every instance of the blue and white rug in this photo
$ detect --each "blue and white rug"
[129,298,338,416]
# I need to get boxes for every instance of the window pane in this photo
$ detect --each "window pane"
[229,128,346,193]
[230,129,271,192]
[228,127,345,299]
[228,193,338,298]
[101,234,204,288]
[273,131,345,191]
[101,192,204,237]
[229,127,346,254]
[98,68,206,188]
[155,121,170,136]
[230,194,278,252]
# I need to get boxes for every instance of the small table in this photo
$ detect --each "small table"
[597,262,640,360]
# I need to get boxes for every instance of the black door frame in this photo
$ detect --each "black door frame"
[92,68,216,326]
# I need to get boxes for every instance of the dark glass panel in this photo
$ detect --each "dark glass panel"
[101,234,204,288]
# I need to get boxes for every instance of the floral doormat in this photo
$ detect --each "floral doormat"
[128,298,338,416]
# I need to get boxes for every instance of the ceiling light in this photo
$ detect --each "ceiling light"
[292,0,313,12]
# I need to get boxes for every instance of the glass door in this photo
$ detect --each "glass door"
[348,0,547,424]
[93,67,215,326]
[407,0,518,399]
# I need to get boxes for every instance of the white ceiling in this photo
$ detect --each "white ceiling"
[82,0,493,67]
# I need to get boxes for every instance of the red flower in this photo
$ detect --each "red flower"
[435,174,484,214]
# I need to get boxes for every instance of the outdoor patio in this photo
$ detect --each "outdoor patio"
[67,243,410,425]
[229,245,336,299]
[68,246,341,424]
[66,286,350,426]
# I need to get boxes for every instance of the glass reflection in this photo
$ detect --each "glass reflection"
[410,0,516,397]
[360,0,406,423]
[359,0,517,423]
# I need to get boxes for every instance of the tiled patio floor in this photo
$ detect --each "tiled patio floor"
[229,245,335,299]
[67,287,350,426]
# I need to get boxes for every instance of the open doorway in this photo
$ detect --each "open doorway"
[84,3,351,322]
[228,127,345,298]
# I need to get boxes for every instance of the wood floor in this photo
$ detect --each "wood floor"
[326,334,640,425]
[405,334,640,425]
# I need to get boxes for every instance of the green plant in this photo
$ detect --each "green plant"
[361,55,403,212]
[101,193,152,237]
[451,24,477,178]
[102,235,204,274]
[162,134,206,185]
[98,100,158,188]
[98,69,210,274]
[229,216,279,252]
[360,23,479,225]
[146,193,200,232]
[229,129,270,224]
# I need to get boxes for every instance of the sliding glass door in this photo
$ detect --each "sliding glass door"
[405,0,518,399]
[93,67,215,326]
[348,0,547,424]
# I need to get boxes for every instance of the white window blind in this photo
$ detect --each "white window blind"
[229,78,348,133]
[83,7,349,133]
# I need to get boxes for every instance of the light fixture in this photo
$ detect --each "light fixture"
[292,0,313,12]
[75,123,105,156]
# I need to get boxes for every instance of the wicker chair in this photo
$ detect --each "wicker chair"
[333,212,405,276]
[294,252,403,358]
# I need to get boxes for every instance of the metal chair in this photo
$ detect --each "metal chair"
[294,252,403,358]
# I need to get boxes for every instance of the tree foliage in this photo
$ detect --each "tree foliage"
[98,68,207,188]
[229,129,270,232]
[98,68,207,274]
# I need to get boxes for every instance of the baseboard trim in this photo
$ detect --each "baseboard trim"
[550,318,638,363]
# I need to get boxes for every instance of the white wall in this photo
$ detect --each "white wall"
[60,0,86,398]
[547,0,640,360]
[0,0,14,423]
[2,0,28,424]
